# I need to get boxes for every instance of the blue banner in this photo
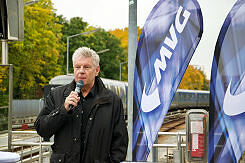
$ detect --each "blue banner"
[132,0,203,160]
[209,0,245,162]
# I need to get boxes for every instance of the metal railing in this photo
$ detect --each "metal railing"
[10,131,186,163]
[151,132,186,162]
[11,131,53,163]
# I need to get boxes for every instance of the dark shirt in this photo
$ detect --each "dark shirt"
[79,83,97,160]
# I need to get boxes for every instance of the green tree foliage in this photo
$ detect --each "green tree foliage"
[109,27,142,81]
[8,0,65,99]
[59,17,88,73]
[59,17,124,80]
[199,69,210,90]
[0,66,10,131]
[0,1,127,99]
[87,30,124,80]
[0,66,8,93]
[0,66,9,107]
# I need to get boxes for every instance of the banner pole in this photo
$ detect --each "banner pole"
[128,0,137,161]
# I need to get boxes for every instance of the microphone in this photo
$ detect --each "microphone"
[69,80,84,111]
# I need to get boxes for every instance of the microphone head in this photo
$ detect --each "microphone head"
[77,80,84,89]
[74,80,84,94]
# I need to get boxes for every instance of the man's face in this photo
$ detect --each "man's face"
[73,56,100,88]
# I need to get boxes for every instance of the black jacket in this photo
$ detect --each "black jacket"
[34,77,128,163]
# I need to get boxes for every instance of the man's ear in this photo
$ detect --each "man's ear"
[96,66,100,76]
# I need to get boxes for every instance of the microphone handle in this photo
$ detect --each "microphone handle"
[69,86,82,112]
[69,104,75,111]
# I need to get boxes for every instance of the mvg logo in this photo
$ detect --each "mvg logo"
[141,6,191,112]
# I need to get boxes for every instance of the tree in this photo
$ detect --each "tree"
[8,0,65,98]
[0,66,8,93]
[59,17,124,80]
[86,30,124,79]
[59,17,88,73]
[109,27,142,81]
[109,27,142,50]
[179,65,210,90]
[0,66,9,107]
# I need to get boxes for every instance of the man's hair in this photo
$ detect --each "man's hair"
[72,47,100,67]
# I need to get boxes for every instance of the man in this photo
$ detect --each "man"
[35,47,128,163]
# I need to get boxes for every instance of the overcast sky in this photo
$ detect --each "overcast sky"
[52,0,237,79]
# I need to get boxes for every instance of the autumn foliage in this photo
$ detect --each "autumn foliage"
[179,65,209,90]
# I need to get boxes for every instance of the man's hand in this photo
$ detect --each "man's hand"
[64,91,80,112]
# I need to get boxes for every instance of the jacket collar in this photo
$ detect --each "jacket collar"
[63,80,76,98]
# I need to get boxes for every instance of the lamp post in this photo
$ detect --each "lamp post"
[120,61,128,81]
[97,49,110,54]
[25,0,39,6]
[66,29,99,74]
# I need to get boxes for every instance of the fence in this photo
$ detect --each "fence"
[11,131,53,163]
[11,131,186,163]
